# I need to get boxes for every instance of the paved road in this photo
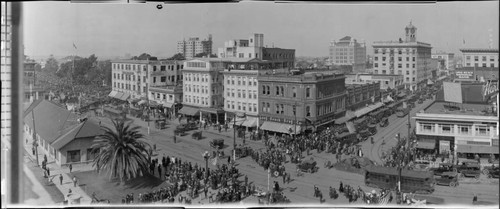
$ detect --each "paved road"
[94,112,499,206]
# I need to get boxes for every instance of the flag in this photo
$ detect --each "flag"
[73,43,77,49]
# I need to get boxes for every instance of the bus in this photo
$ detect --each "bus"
[364,165,435,194]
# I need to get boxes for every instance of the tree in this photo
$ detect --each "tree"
[167,53,185,60]
[131,53,153,60]
[194,52,217,58]
[43,55,59,73]
[56,54,98,85]
[91,120,151,182]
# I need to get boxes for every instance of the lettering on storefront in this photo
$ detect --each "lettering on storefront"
[456,71,473,79]
[259,116,303,125]
[482,80,499,97]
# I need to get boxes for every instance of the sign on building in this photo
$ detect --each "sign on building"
[455,71,474,79]
[443,82,463,104]
[439,140,450,154]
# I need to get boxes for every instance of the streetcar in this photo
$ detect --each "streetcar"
[364,165,435,194]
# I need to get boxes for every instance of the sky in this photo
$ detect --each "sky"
[23,1,499,60]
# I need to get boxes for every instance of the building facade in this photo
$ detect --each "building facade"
[262,47,295,69]
[431,52,455,70]
[177,35,213,59]
[460,48,499,68]
[23,60,46,108]
[345,82,381,111]
[1,2,12,140]
[372,22,433,91]
[414,101,499,161]
[454,67,499,82]
[329,36,367,72]
[180,58,225,123]
[258,72,347,134]
[110,60,150,101]
[345,73,405,91]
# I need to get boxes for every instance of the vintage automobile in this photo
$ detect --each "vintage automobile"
[367,124,377,135]
[379,117,389,127]
[413,160,432,171]
[396,108,410,118]
[210,138,224,149]
[155,120,167,129]
[486,167,500,179]
[455,163,481,179]
[296,158,319,173]
[235,146,251,158]
[359,130,372,141]
[482,164,500,175]
[429,163,455,176]
[417,98,424,104]
[435,172,459,187]
[191,131,202,140]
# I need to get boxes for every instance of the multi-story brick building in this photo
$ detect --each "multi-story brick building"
[258,72,347,134]
[179,58,225,123]
[177,35,213,59]
[23,60,46,107]
[460,48,498,68]
[372,22,433,91]
[147,60,184,117]
[329,36,367,73]
[110,60,150,101]
[345,82,382,111]
[431,51,455,71]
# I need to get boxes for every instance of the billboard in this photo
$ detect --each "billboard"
[455,71,474,79]
[443,82,463,104]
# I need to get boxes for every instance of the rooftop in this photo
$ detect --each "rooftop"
[111,59,151,64]
[460,48,499,53]
[372,41,431,47]
[423,101,497,117]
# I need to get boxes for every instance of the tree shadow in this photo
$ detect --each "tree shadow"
[125,173,166,189]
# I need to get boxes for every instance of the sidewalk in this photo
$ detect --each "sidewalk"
[24,138,93,205]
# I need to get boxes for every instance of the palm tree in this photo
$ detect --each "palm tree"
[91,119,151,182]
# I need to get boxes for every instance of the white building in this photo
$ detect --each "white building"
[372,22,433,91]
[179,58,226,124]
[218,34,264,59]
[329,36,367,72]
[110,60,150,101]
[431,52,455,70]
[345,73,405,92]
[177,35,213,59]
[460,48,499,68]
[415,101,499,162]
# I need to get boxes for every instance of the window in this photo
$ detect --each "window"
[482,56,487,61]
[276,86,280,96]
[398,57,402,61]
[412,57,415,62]
[406,63,409,68]
[475,125,490,136]
[306,87,310,98]
[292,87,297,98]
[161,76,166,82]
[262,85,266,94]
[374,57,378,61]
[412,64,415,68]
[226,88,230,97]
[374,63,378,68]
[242,90,246,98]
[242,103,246,111]
[420,123,434,133]
[406,57,409,61]
[280,104,284,114]
[398,64,402,68]
[474,56,479,61]
[466,56,471,60]
[266,86,270,95]
[412,77,415,82]
[67,150,81,163]
[458,125,471,135]
[382,57,386,61]
[237,90,241,98]
[276,104,280,114]
[306,106,311,117]
[242,78,246,85]
[406,71,409,75]
[280,86,284,97]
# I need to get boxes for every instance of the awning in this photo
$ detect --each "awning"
[234,119,245,126]
[178,106,200,116]
[416,141,436,150]
[114,92,124,99]
[242,117,258,127]
[397,92,407,98]
[138,100,147,105]
[335,115,353,124]
[200,107,224,114]
[346,121,356,134]
[163,101,175,108]
[457,144,499,154]
[119,93,130,101]
[108,91,117,98]
[354,102,384,118]
[260,121,301,134]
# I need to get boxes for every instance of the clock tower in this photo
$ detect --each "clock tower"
[405,21,417,43]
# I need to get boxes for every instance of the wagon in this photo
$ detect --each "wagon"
[296,158,319,173]
[155,120,167,129]
[191,131,202,140]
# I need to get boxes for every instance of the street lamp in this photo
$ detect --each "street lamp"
[203,151,210,182]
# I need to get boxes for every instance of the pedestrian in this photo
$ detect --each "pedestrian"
[282,172,286,184]
[69,164,73,173]
[153,144,157,151]
[204,186,208,198]
[228,156,231,164]
[73,176,77,187]
[473,194,478,204]
[47,167,50,176]
[32,147,35,155]
[59,174,63,185]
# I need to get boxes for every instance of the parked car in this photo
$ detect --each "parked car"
[435,172,459,187]
[413,160,432,171]
[297,158,319,173]
[379,117,389,127]
[485,166,500,179]
[210,138,224,149]
[191,131,202,140]
[482,164,500,175]
[429,163,455,176]
[455,163,481,179]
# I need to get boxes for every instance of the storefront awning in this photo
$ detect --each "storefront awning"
[200,107,224,114]
[178,106,200,116]
[416,141,436,150]
[114,92,124,99]
[138,100,147,105]
[335,115,354,125]
[260,121,301,134]
[234,119,245,126]
[346,121,356,134]
[163,101,175,108]
[242,117,258,127]
[119,93,130,101]
[108,91,117,98]
[457,144,499,154]
[354,102,384,118]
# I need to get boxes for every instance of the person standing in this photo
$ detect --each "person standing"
[47,167,50,176]
[73,176,77,187]
[69,164,73,173]
[59,174,63,185]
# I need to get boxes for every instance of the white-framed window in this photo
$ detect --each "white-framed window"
[438,124,454,134]
[458,125,472,135]
[475,125,490,136]
[420,123,434,133]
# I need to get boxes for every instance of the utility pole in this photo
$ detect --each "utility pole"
[407,113,411,148]
[293,102,297,140]
[31,109,39,166]
[233,114,236,161]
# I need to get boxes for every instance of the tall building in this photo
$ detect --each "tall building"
[23,60,46,108]
[147,60,184,117]
[1,2,12,140]
[329,36,367,73]
[460,48,498,68]
[179,58,225,124]
[177,35,213,59]
[431,51,455,70]
[258,72,347,134]
[372,22,433,91]
[218,34,295,69]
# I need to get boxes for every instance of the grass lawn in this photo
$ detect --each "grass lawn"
[70,170,171,203]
